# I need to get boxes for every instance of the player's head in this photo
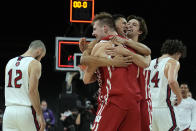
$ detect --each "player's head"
[28,40,46,61]
[113,14,127,37]
[180,83,189,98]
[41,100,47,111]
[126,15,148,42]
[160,39,186,60]
[92,12,116,41]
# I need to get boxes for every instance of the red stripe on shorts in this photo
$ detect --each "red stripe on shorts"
[31,106,40,131]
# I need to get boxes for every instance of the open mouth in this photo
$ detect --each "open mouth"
[127,29,133,32]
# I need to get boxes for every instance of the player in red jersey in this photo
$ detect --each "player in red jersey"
[106,15,152,131]
[126,15,152,131]
[81,12,152,131]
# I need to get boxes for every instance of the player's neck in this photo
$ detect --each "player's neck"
[107,30,118,36]
[21,50,35,58]
[160,54,177,60]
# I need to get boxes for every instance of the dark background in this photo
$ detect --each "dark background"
[0,0,196,105]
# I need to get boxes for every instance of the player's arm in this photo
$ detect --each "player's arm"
[166,60,182,105]
[81,55,132,67]
[105,45,151,68]
[83,42,108,84]
[80,39,132,67]
[125,39,151,56]
[83,66,97,84]
[110,36,151,56]
[189,99,196,130]
[28,60,46,131]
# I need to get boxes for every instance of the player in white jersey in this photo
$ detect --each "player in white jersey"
[148,39,186,131]
[175,83,196,131]
[3,40,46,131]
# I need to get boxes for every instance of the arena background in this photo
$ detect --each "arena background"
[0,0,195,130]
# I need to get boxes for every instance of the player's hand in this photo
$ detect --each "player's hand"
[109,36,126,46]
[37,115,46,131]
[79,38,88,52]
[112,55,132,67]
[105,45,127,56]
[187,129,192,131]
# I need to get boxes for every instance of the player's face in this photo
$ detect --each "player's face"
[35,48,46,62]
[115,18,127,37]
[180,84,189,97]
[41,101,47,110]
[126,19,142,39]
[92,20,106,41]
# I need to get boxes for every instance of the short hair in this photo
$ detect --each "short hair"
[127,15,148,42]
[160,39,186,58]
[112,14,126,23]
[180,83,190,90]
[29,40,46,52]
[92,12,115,31]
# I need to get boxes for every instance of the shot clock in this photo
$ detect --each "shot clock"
[70,0,94,23]
[55,37,95,71]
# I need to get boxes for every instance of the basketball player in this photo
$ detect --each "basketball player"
[82,12,144,131]
[175,83,196,131]
[112,14,151,56]
[148,39,185,131]
[105,14,152,131]
[80,14,151,68]
[3,40,46,131]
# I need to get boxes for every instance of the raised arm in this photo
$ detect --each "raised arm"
[110,36,151,56]
[105,45,151,68]
[166,60,182,105]
[80,38,132,68]
[81,54,132,67]
[28,60,46,131]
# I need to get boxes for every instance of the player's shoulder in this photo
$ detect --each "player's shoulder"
[188,97,196,103]
[97,40,111,45]
[6,56,18,66]
[167,58,180,66]
[29,59,41,68]
[93,41,111,51]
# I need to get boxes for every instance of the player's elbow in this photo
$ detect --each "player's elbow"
[142,56,151,68]
[80,56,85,65]
[83,76,96,84]
[134,60,150,68]
[142,61,150,68]
[83,76,91,84]
[145,48,151,56]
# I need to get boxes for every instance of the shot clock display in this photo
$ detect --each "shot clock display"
[55,37,94,71]
[70,0,94,23]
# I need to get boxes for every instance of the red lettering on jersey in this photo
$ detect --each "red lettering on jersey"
[7,69,22,88]
[151,71,159,88]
